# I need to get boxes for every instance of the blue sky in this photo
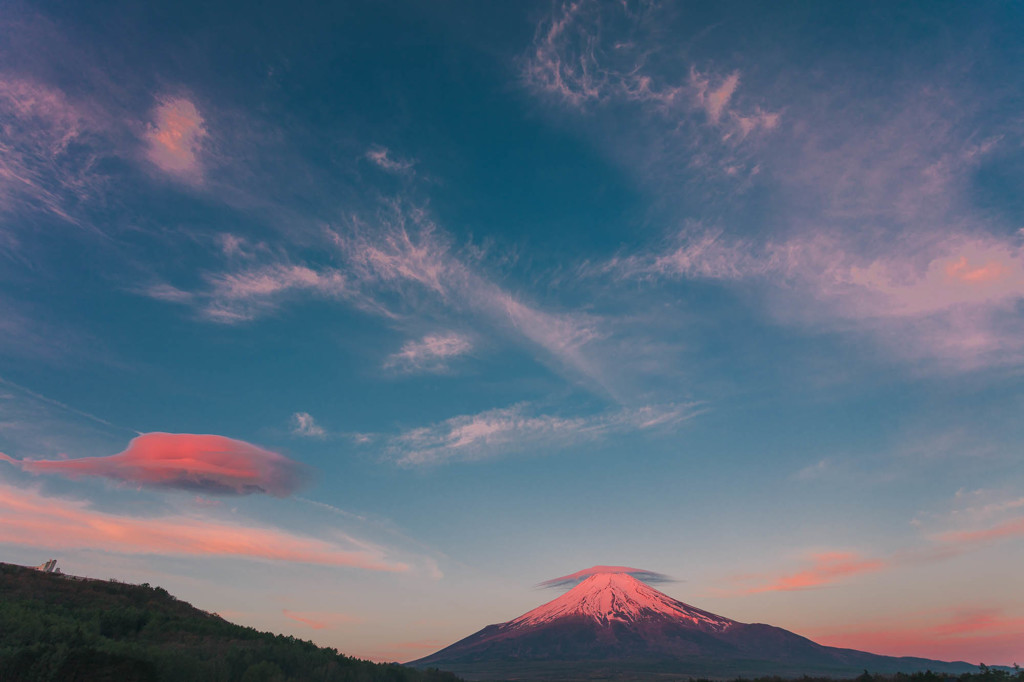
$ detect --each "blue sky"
[1,0,1023,665]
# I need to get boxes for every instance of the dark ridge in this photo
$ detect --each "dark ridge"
[0,562,462,682]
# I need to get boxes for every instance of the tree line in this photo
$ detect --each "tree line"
[0,563,460,682]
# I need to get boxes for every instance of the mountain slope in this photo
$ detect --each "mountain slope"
[411,569,978,680]
[507,572,734,631]
[0,562,460,682]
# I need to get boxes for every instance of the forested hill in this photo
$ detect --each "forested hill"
[0,562,461,682]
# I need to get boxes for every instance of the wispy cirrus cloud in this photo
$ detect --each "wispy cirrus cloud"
[0,296,106,364]
[0,432,307,496]
[793,458,831,481]
[331,212,614,392]
[936,517,1024,547]
[688,68,779,140]
[291,412,326,438]
[0,482,406,571]
[522,1,779,142]
[145,96,207,181]
[521,0,607,107]
[384,332,473,374]
[611,225,1024,317]
[928,488,1024,528]
[329,211,455,298]
[180,263,354,323]
[152,204,618,394]
[528,2,1023,373]
[386,401,701,467]
[389,404,587,467]
[923,489,1024,550]
[365,145,415,174]
[608,226,1024,368]
[725,551,886,596]
[0,75,107,224]
[692,70,738,126]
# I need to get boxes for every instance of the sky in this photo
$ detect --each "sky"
[1,0,1023,666]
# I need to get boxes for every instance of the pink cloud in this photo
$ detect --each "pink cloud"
[843,238,1024,317]
[614,228,1024,368]
[145,97,206,179]
[2,432,306,496]
[619,229,1024,316]
[945,256,1007,283]
[574,49,1016,371]
[936,516,1024,546]
[691,70,739,125]
[931,609,1024,639]
[810,608,1024,665]
[734,108,780,139]
[729,551,885,595]
[283,610,328,629]
[0,482,407,571]
[718,504,1024,599]
[282,609,359,630]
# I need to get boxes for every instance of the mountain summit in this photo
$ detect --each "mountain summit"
[411,567,977,680]
[508,571,732,631]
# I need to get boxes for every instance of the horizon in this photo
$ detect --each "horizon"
[2,559,1003,670]
[1,0,1022,668]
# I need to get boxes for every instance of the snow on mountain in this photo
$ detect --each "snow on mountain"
[410,565,979,680]
[507,571,734,631]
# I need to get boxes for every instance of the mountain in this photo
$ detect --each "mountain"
[0,562,461,682]
[410,568,979,681]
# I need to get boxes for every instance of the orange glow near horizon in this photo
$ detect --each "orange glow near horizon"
[810,608,1024,665]
[0,482,407,571]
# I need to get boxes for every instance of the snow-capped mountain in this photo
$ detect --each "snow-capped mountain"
[410,566,977,680]
[507,571,733,631]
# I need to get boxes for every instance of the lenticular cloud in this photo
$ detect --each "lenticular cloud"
[538,565,675,589]
[0,432,306,496]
